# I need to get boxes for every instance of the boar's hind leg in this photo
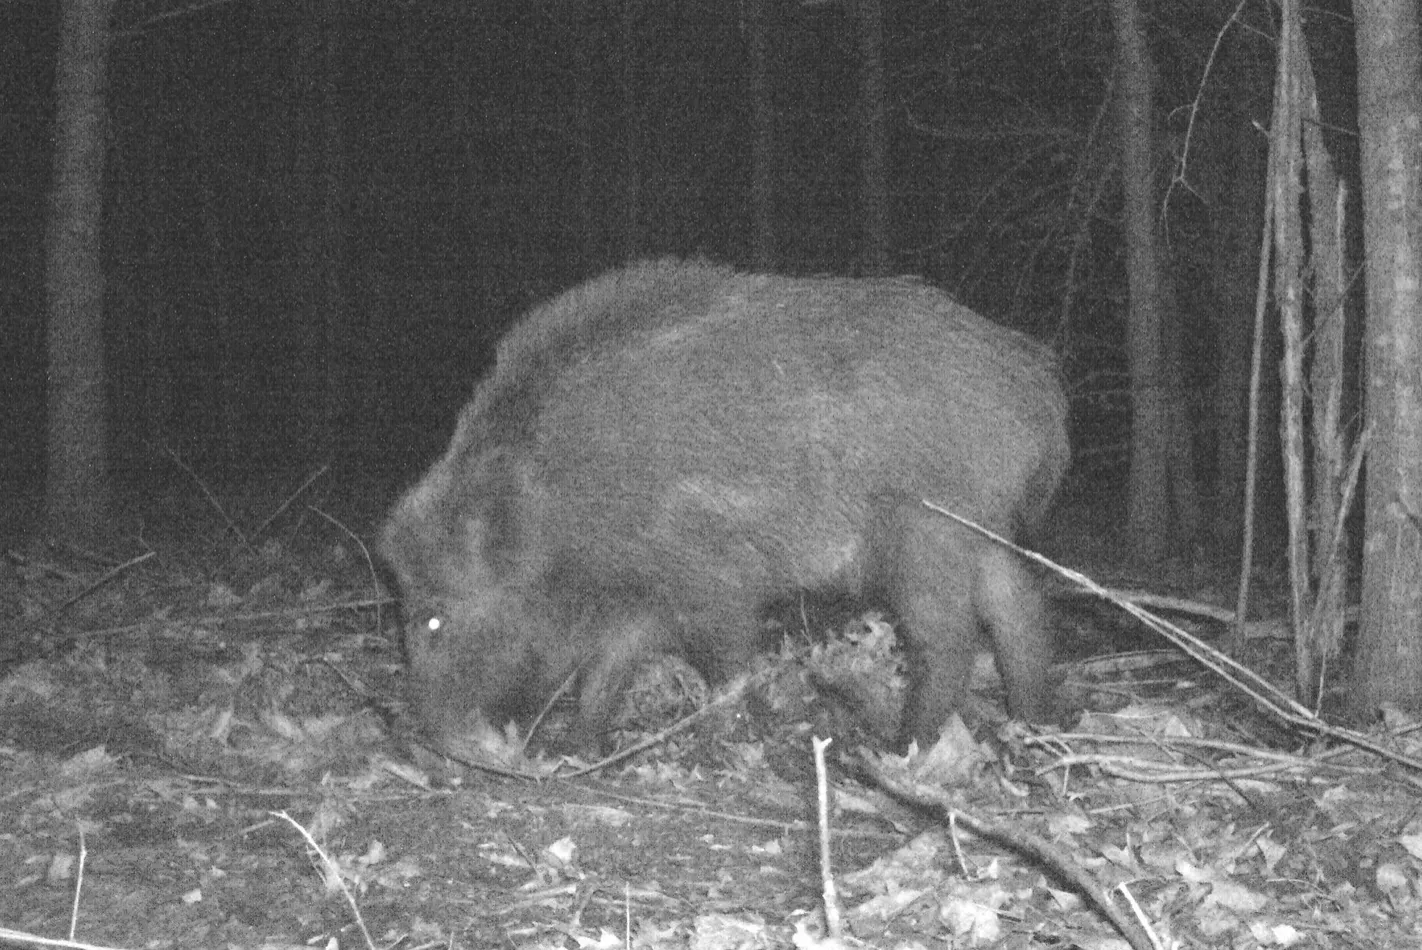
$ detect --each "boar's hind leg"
[974,545,1054,724]
[880,501,983,750]
[882,503,1054,749]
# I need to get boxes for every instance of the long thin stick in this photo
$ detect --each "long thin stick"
[813,736,843,942]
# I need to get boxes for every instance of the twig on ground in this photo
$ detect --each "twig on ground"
[561,673,757,778]
[0,927,129,950]
[54,552,156,615]
[70,597,393,641]
[69,823,85,942]
[527,668,582,755]
[273,810,376,950]
[813,736,844,942]
[860,749,1161,950]
[923,499,1422,774]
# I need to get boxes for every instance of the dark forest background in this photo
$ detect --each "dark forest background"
[1,0,1357,537]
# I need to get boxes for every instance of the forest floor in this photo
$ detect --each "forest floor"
[1,486,1420,950]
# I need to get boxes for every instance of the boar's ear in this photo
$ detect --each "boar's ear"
[379,470,451,580]
[461,447,538,581]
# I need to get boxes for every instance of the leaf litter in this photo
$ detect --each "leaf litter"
[1,499,1422,949]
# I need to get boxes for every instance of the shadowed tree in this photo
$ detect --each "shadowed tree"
[1202,37,1271,562]
[44,0,116,537]
[1351,0,1422,719]
[1111,0,1170,564]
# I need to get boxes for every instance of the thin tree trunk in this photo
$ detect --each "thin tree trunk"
[1270,0,1313,699]
[1351,0,1422,718]
[137,120,176,463]
[44,0,116,536]
[1208,70,1268,560]
[1300,22,1350,706]
[1110,0,1169,564]
[1160,268,1201,550]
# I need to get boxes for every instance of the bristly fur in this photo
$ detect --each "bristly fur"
[381,259,1069,755]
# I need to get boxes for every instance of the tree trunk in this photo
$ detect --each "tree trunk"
[1351,0,1422,719]
[44,0,116,537]
[1110,0,1170,564]
[1299,20,1351,706]
[1270,0,1314,696]
[854,0,888,276]
[1160,268,1201,550]
[137,85,176,463]
[1208,49,1270,561]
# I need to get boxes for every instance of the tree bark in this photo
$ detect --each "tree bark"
[1299,18,1350,706]
[44,0,116,536]
[1110,0,1170,564]
[1270,0,1313,697]
[1351,0,1422,718]
[1207,47,1270,561]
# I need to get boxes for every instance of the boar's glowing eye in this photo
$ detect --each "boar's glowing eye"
[426,616,443,633]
